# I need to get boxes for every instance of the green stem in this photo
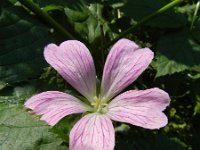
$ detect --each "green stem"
[100,25,105,64]
[190,0,200,30]
[18,0,75,39]
[107,0,184,48]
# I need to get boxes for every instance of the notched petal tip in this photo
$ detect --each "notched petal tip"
[153,87,171,107]
[59,40,84,47]
[101,39,154,100]
[156,113,168,129]
[115,38,139,48]
[143,112,168,130]
[44,43,58,54]
[43,40,96,100]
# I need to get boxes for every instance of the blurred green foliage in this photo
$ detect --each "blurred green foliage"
[0,0,200,149]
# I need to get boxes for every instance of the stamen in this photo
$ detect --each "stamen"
[91,96,108,113]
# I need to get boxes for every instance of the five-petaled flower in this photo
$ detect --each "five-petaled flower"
[24,39,170,150]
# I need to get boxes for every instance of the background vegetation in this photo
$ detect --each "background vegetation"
[0,0,200,149]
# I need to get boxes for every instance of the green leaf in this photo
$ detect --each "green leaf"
[64,3,115,45]
[0,105,67,150]
[123,0,187,28]
[0,82,7,91]
[43,5,64,12]
[0,83,36,104]
[154,29,200,77]
[51,115,81,143]
[0,77,67,105]
[33,0,70,7]
[194,100,200,115]
[33,0,125,7]
[0,1,56,84]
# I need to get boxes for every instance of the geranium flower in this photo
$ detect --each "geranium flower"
[25,39,170,150]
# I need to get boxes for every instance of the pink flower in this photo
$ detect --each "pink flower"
[24,39,170,150]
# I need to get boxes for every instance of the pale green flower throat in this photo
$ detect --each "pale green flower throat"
[91,96,108,114]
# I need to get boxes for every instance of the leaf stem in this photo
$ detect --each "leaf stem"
[17,0,75,39]
[107,0,184,48]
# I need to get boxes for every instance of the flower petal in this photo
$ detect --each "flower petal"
[24,91,88,126]
[101,39,153,100]
[70,113,115,150]
[44,40,96,100]
[107,88,170,129]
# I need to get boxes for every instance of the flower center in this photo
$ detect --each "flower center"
[91,96,108,113]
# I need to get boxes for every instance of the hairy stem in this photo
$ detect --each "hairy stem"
[107,0,184,48]
[18,0,75,39]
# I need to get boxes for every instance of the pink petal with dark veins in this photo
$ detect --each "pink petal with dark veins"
[24,91,88,126]
[107,88,170,129]
[101,39,154,100]
[44,40,96,100]
[70,113,115,150]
